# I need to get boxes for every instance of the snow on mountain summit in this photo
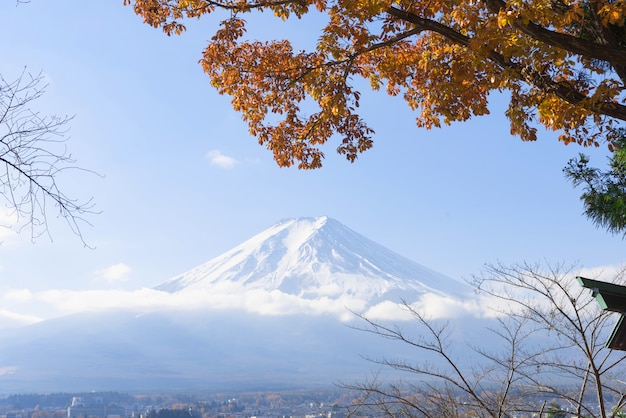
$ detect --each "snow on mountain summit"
[155,216,469,303]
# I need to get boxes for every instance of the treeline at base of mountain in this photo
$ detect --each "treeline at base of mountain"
[2,389,625,418]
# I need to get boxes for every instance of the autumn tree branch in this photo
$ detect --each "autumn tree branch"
[386,6,626,122]
[127,0,626,169]
[483,0,626,71]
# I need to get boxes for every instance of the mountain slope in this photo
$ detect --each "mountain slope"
[156,216,468,303]
[0,308,497,394]
[0,216,475,393]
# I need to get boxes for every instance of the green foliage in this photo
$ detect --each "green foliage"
[564,129,626,236]
[146,408,194,418]
[614,409,626,417]
[546,402,567,418]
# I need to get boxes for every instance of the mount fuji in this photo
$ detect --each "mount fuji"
[154,216,471,317]
[158,216,465,297]
[0,216,477,393]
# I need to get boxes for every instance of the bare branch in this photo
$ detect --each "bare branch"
[348,263,626,418]
[0,68,97,244]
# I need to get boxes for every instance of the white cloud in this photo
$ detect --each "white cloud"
[206,150,238,169]
[575,264,626,282]
[5,264,625,330]
[94,263,132,284]
[360,301,416,321]
[361,293,487,322]
[0,283,491,326]
[0,309,43,329]
[3,288,34,303]
[0,367,16,376]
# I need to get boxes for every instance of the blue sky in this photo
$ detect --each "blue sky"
[0,1,624,325]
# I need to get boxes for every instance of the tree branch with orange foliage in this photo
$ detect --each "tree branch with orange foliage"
[125,0,626,167]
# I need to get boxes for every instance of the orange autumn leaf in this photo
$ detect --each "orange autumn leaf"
[126,0,626,168]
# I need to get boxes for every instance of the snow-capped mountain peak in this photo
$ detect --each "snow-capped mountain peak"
[155,216,468,302]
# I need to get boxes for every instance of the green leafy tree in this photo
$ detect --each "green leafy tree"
[546,402,568,418]
[146,407,197,418]
[564,129,626,236]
